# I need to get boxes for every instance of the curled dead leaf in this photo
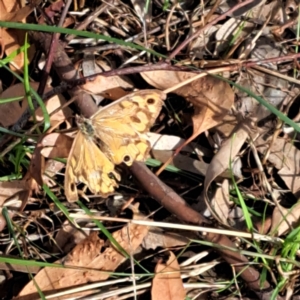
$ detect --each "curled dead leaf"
[30,133,73,186]
[0,82,72,127]
[77,60,133,95]
[141,71,234,169]
[152,251,185,300]
[0,0,40,71]
[18,208,149,299]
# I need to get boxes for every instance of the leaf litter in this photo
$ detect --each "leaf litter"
[0,0,300,299]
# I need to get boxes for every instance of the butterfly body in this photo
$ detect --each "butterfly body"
[76,116,95,138]
[64,90,166,202]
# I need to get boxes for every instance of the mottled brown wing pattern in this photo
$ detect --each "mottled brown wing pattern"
[91,90,166,165]
[64,90,165,202]
[64,131,120,202]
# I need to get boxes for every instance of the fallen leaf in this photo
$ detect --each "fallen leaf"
[52,219,91,253]
[196,119,256,223]
[151,251,186,300]
[143,228,197,250]
[40,133,74,159]
[0,84,28,127]
[78,60,133,95]
[148,132,212,157]
[141,71,234,163]
[30,133,73,186]
[211,179,232,225]
[0,0,39,71]
[42,159,65,188]
[256,137,300,197]
[0,181,29,207]
[0,82,72,127]
[152,149,210,177]
[270,203,300,236]
[214,18,255,56]
[236,68,287,121]
[17,206,149,299]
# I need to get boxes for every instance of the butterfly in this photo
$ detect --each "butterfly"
[64,90,166,202]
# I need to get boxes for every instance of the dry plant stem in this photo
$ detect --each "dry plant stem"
[131,162,208,225]
[249,140,290,230]
[168,0,256,60]
[0,96,76,157]
[37,0,73,96]
[30,31,97,117]
[165,3,180,51]
[130,162,271,293]
[64,3,108,42]
[252,65,300,86]
[272,15,300,35]
[80,52,300,84]
[204,0,222,24]
[155,66,231,176]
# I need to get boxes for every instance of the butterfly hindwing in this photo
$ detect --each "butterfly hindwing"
[91,90,166,165]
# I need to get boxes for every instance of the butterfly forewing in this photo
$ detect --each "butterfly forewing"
[64,131,119,202]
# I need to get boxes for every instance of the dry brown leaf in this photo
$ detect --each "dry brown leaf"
[196,119,256,223]
[35,95,72,127]
[149,132,212,156]
[152,149,209,176]
[0,83,28,127]
[270,203,300,236]
[211,179,231,225]
[18,208,149,299]
[30,133,73,186]
[143,228,196,250]
[0,82,72,127]
[256,138,300,197]
[52,219,90,253]
[40,133,74,159]
[141,71,234,153]
[0,0,38,71]
[40,0,65,24]
[42,159,65,188]
[0,181,29,207]
[79,60,133,95]
[151,251,185,300]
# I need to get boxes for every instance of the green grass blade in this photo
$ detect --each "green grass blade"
[0,22,166,59]
[77,201,150,274]
[2,208,46,299]
[218,76,300,132]
[23,34,36,122]
[43,184,78,227]
[1,64,50,132]
[0,96,24,103]
[0,43,30,66]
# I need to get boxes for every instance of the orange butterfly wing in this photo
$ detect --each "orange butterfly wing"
[64,131,120,202]
[91,90,166,165]
[64,90,165,202]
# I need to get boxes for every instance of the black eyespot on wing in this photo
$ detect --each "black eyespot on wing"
[147,98,155,104]
[123,155,131,163]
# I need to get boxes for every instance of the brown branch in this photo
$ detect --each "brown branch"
[130,162,275,298]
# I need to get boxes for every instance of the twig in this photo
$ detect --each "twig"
[37,0,72,96]
[168,0,256,60]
